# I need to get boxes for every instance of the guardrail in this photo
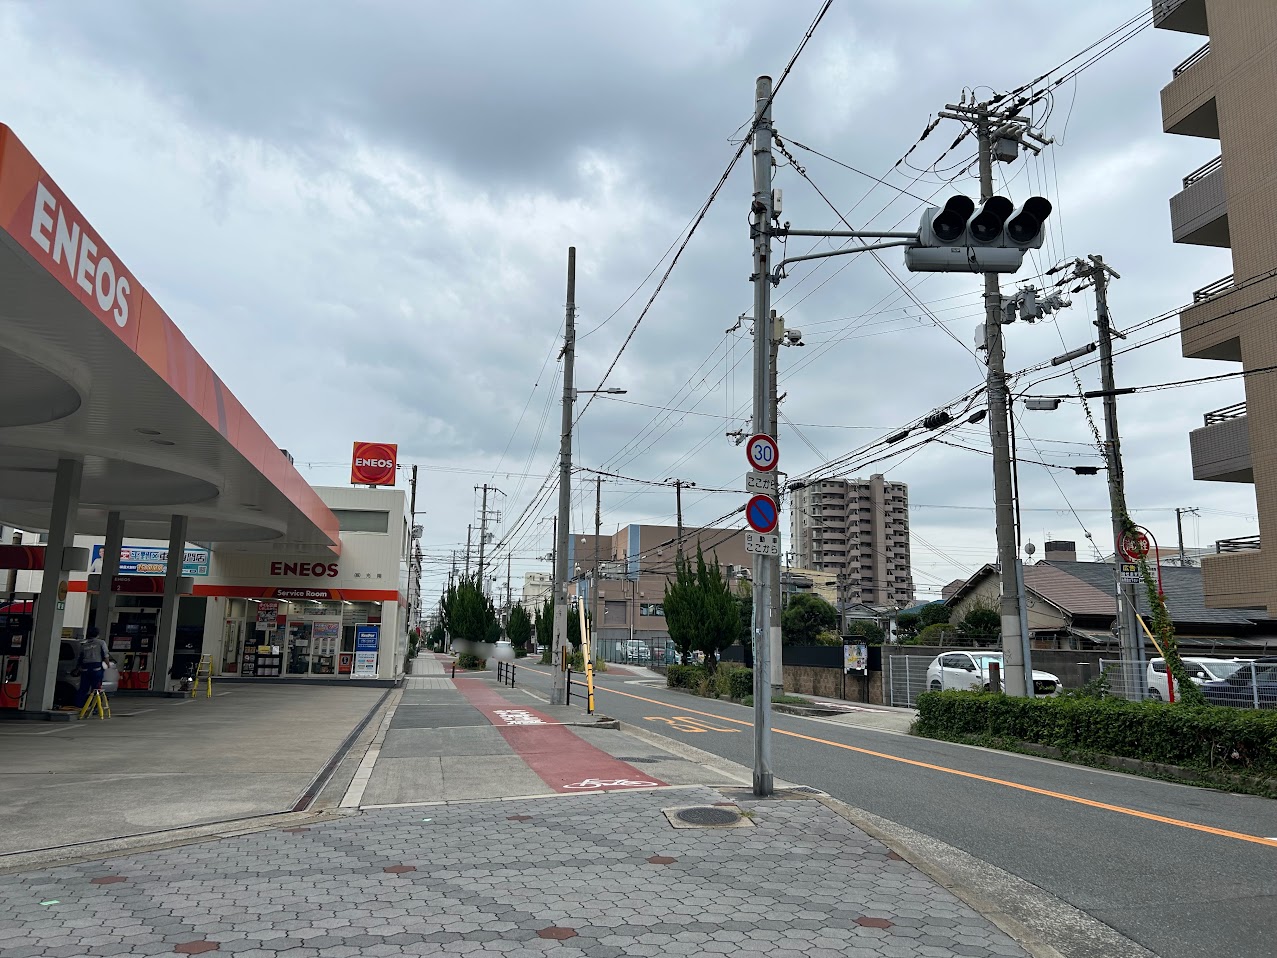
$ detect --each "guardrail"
[1216,535,1261,554]
[1204,401,1246,425]
[1173,41,1210,78]
[496,661,516,688]
[1183,154,1222,189]
[1193,274,1234,303]
[565,668,593,714]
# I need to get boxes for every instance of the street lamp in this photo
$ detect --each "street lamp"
[572,388,628,399]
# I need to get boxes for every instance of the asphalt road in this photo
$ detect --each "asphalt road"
[511,662,1277,958]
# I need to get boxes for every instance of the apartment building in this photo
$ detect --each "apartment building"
[789,474,913,608]
[568,523,753,646]
[1157,0,1277,609]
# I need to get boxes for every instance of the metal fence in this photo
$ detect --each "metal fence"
[887,655,947,708]
[1099,658,1275,709]
[592,635,675,667]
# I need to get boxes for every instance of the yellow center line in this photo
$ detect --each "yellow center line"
[517,664,1277,850]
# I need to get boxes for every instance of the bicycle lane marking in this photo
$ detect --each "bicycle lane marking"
[450,674,666,793]
[523,671,1277,850]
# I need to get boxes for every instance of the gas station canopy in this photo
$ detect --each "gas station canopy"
[0,124,340,552]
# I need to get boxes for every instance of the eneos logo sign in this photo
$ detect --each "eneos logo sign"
[350,441,397,486]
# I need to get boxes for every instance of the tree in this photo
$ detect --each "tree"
[782,593,838,646]
[908,622,952,646]
[734,586,754,669]
[844,619,885,644]
[663,547,740,670]
[919,602,951,628]
[428,622,445,651]
[439,575,497,666]
[957,607,1001,642]
[895,612,921,642]
[507,605,532,653]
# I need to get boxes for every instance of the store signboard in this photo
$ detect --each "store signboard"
[353,651,378,677]
[350,441,398,486]
[256,600,279,629]
[355,625,380,652]
[91,544,209,577]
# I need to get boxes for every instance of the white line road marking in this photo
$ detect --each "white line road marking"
[564,778,660,789]
[493,709,545,725]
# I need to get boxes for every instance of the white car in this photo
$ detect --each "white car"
[492,639,515,661]
[623,639,650,661]
[926,651,1062,696]
[1146,656,1250,701]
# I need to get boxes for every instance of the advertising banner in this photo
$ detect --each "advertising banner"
[353,651,378,677]
[355,625,380,652]
[91,544,209,577]
[844,642,868,673]
[350,441,398,486]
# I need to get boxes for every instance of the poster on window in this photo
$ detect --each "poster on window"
[256,601,279,630]
[312,621,341,657]
[353,651,378,677]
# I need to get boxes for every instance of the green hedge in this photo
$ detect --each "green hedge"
[667,664,708,689]
[725,667,753,700]
[915,690,1277,782]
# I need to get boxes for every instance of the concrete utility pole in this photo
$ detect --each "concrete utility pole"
[594,475,602,627]
[1073,254,1143,678]
[551,247,576,706]
[749,75,776,796]
[1176,507,1199,566]
[505,555,512,622]
[464,524,472,578]
[476,485,489,588]
[975,111,1030,699]
[669,479,695,559]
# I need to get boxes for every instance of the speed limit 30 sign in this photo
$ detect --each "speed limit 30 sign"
[746,434,778,472]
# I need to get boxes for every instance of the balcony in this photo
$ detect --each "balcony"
[1153,0,1207,35]
[1180,272,1258,362]
[1201,539,1267,610]
[1171,156,1228,246]
[1161,40,1218,138]
[1191,402,1252,482]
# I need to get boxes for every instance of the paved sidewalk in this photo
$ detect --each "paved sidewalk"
[0,655,1134,957]
[0,785,1030,958]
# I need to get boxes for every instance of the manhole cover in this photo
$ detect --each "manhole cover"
[788,786,823,794]
[675,806,741,826]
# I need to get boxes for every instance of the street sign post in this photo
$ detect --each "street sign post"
[746,434,779,472]
[745,470,778,495]
[1117,529,1151,562]
[745,532,780,556]
[745,494,778,534]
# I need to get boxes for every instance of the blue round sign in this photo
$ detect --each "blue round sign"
[746,494,778,534]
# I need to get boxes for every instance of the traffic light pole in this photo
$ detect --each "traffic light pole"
[749,75,775,797]
[976,112,1031,699]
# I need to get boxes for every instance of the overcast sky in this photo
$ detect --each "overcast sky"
[0,0,1248,604]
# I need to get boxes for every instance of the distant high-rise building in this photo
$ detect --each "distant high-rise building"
[789,475,913,608]
[1157,0,1277,609]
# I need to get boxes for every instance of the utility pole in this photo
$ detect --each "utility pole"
[978,111,1029,698]
[1176,507,1199,566]
[464,524,472,577]
[749,75,776,796]
[594,475,602,630]
[476,484,490,589]
[932,97,1051,698]
[1070,254,1143,678]
[449,551,457,590]
[505,554,512,623]
[551,247,576,706]
[668,479,696,559]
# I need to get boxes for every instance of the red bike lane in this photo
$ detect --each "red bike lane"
[451,674,666,794]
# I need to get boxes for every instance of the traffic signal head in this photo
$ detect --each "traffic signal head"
[905,192,1053,273]
[928,195,975,244]
[968,197,1014,245]
[1004,197,1053,249]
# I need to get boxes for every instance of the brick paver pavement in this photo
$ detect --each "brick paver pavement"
[0,784,1028,958]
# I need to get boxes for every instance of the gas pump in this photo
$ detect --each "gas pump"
[1,612,33,709]
[111,613,157,689]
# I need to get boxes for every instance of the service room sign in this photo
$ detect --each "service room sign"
[350,441,397,486]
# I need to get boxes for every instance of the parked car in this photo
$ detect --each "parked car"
[623,639,650,662]
[1146,656,1251,701]
[1200,657,1277,709]
[54,638,119,706]
[926,651,1062,696]
[492,639,515,661]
